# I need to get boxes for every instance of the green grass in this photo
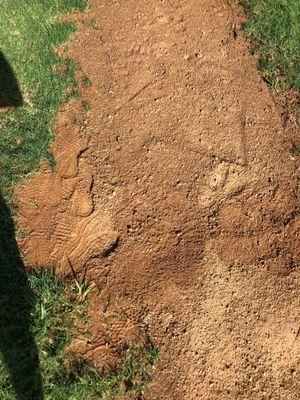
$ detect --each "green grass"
[0,269,158,400]
[241,0,300,90]
[0,0,87,199]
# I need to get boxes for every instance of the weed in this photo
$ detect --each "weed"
[82,76,93,87]
[293,145,300,154]
[83,100,92,111]
[83,18,99,30]
[74,279,95,303]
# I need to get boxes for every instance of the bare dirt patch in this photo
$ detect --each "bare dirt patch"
[16,0,300,398]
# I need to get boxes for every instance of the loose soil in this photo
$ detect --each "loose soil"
[15,1,300,399]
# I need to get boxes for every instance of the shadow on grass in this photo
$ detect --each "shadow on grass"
[0,52,23,107]
[0,195,44,400]
[0,55,43,399]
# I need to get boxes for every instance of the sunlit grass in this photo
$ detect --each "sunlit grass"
[0,0,87,198]
[241,0,300,90]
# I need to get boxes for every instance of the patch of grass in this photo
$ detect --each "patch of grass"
[82,76,93,87]
[0,0,88,199]
[241,0,300,90]
[83,100,92,111]
[293,145,300,154]
[0,269,158,400]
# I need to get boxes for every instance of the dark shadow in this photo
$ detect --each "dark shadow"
[0,52,23,107]
[0,194,43,399]
[0,55,43,399]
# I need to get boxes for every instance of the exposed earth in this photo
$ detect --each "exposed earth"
[15,0,300,399]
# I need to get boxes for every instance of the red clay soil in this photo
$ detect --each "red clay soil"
[15,0,300,399]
